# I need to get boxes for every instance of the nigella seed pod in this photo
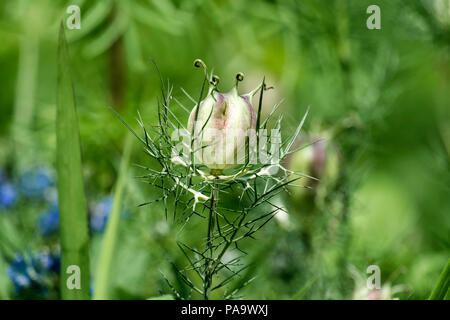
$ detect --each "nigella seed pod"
[287,133,339,199]
[188,70,259,172]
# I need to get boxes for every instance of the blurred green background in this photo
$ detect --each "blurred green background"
[0,0,449,299]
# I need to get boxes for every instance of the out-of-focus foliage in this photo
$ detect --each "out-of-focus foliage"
[0,0,448,299]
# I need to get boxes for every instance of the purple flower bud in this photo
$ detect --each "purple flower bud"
[287,133,339,195]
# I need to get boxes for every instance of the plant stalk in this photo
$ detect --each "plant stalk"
[93,133,133,299]
[203,180,219,300]
[429,258,450,300]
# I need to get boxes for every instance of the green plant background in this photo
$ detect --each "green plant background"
[0,0,448,299]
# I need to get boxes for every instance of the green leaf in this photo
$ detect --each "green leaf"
[284,106,309,155]
[429,258,450,300]
[84,14,127,57]
[292,276,317,300]
[57,22,91,300]
[93,133,133,300]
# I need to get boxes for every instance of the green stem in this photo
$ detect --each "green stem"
[429,258,450,300]
[93,133,133,299]
[203,180,218,300]
[212,213,245,273]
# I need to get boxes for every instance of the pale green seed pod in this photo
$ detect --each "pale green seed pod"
[287,133,339,200]
[188,80,256,171]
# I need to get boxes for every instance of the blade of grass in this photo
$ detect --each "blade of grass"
[57,22,91,300]
[429,258,450,300]
[292,276,317,300]
[93,132,133,300]
[11,26,39,173]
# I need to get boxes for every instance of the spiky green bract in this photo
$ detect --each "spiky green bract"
[112,64,310,299]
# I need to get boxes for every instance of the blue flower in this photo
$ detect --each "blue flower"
[20,168,53,198]
[7,250,60,296]
[0,181,17,209]
[6,255,31,292]
[39,206,59,236]
[90,196,113,232]
[32,251,60,274]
